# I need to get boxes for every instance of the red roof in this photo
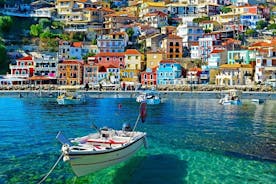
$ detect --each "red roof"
[189,68,202,72]
[191,42,199,46]
[18,55,33,61]
[125,49,141,55]
[72,42,83,47]
[62,60,83,65]
[168,34,182,39]
[210,49,225,54]
[28,76,50,81]
[96,52,125,57]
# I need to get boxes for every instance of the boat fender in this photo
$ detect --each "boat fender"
[62,144,70,155]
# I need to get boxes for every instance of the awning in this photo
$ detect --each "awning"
[28,76,51,81]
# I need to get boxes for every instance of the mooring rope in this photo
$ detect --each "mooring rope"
[38,153,63,184]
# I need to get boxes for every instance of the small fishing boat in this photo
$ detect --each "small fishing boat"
[136,89,161,105]
[218,89,242,105]
[56,103,147,177]
[56,86,85,105]
[251,99,265,104]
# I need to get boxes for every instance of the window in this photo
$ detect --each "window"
[144,74,147,79]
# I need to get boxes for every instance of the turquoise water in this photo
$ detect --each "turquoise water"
[0,97,275,184]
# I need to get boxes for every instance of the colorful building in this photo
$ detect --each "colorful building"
[157,59,182,85]
[140,67,158,86]
[57,60,83,85]
[95,52,125,68]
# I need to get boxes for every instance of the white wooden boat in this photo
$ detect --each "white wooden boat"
[56,86,85,105]
[218,89,242,105]
[57,103,147,176]
[136,90,161,105]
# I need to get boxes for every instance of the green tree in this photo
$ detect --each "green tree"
[220,6,232,13]
[0,16,13,33]
[0,44,8,74]
[39,18,51,29]
[256,20,267,30]
[268,23,276,30]
[52,21,64,30]
[30,24,43,37]
[82,52,96,62]
[204,29,212,33]
[91,39,97,45]
[193,17,210,24]
[245,29,257,37]
[126,28,134,39]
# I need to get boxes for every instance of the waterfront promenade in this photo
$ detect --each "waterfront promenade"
[0,84,275,100]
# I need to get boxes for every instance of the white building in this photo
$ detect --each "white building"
[176,17,203,47]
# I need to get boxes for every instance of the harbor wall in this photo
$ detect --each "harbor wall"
[0,90,276,100]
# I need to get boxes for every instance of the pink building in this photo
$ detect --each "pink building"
[140,67,158,86]
[95,52,125,68]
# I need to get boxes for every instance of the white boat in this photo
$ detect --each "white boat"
[56,103,147,177]
[218,89,242,105]
[136,90,161,105]
[56,86,86,105]
[251,99,265,104]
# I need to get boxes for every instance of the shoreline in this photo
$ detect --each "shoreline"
[0,90,276,100]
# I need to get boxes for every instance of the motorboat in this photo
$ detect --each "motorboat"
[136,90,161,105]
[218,89,242,105]
[56,103,147,177]
[56,86,85,105]
[251,99,265,104]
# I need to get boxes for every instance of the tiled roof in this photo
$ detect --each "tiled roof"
[107,65,117,68]
[145,11,167,17]
[191,42,199,46]
[168,34,182,39]
[125,49,141,55]
[62,60,83,65]
[95,52,125,57]
[210,49,225,54]
[28,76,50,81]
[72,42,83,47]
[189,68,202,72]
[18,55,33,61]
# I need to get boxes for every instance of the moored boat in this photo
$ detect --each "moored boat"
[136,89,161,105]
[56,102,148,176]
[218,89,242,105]
[56,86,85,105]
[251,99,265,104]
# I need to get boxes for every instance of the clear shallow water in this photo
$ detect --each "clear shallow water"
[0,97,275,184]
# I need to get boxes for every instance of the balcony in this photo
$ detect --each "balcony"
[9,65,32,70]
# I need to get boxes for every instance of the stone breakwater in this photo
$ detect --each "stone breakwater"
[0,90,275,100]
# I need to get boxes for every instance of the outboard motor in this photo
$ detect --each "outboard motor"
[122,123,132,132]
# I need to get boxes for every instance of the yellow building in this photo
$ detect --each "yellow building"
[125,49,144,70]
[216,63,253,86]
[146,51,166,69]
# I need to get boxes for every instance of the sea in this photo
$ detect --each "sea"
[0,96,275,184]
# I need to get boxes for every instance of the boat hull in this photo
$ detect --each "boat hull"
[56,98,85,105]
[146,98,161,105]
[67,136,146,176]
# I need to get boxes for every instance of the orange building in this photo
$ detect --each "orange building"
[166,34,183,59]
[57,60,83,85]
